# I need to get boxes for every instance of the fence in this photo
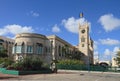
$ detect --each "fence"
[57,64,120,72]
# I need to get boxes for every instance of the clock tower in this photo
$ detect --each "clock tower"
[79,22,90,64]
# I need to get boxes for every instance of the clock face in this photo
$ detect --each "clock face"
[81,29,85,33]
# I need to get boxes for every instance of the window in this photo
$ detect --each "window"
[0,39,4,43]
[0,43,2,45]
[58,46,61,56]
[16,46,22,53]
[36,46,42,54]
[36,43,43,54]
[81,36,85,42]
[82,44,84,47]
[0,45,3,52]
[27,46,33,53]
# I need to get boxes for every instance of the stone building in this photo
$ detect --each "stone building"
[12,33,52,64]
[12,33,79,64]
[47,35,74,60]
[0,14,93,65]
[0,36,14,57]
[12,21,94,65]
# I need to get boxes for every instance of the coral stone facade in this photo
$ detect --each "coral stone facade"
[0,16,94,65]
[12,22,94,65]
[12,33,79,64]
[12,33,52,64]
[79,23,94,64]
[0,36,14,57]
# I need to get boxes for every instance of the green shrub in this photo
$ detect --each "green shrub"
[57,59,85,70]
[0,58,13,67]
[58,59,84,65]
[0,49,8,58]
[7,56,43,71]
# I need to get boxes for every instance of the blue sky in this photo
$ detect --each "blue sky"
[0,0,120,61]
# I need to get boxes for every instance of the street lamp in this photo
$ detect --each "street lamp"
[87,43,90,71]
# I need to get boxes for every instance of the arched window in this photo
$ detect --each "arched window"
[36,43,43,54]
[16,43,22,54]
[0,39,4,43]
[26,45,33,54]
[0,44,3,51]
[0,40,4,51]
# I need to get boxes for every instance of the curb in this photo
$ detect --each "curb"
[58,69,120,74]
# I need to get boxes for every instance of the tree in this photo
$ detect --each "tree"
[115,50,120,67]
[0,49,8,58]
[72,51,84,60]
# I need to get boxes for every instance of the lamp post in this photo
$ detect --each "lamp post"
[87,53,90,71]
[87,43,90,71]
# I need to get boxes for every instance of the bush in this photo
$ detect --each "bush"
[0,49,8,58]
[57,60,85,70]
[0,53,8,58]
[30,57,43,70]
[7,56,44,71]
[58,59,84,65]
[0,58,13,68]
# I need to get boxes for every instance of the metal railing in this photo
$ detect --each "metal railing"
[57,64,120,72]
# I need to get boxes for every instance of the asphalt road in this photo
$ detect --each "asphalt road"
[0,71,120,81]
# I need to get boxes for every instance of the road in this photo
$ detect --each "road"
[0,71,120,81]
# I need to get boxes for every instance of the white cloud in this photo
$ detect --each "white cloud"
[30,11,39,17]
[94,51,99,63]
[104,49,111,56]
[0,24,34,36]
[62,17,90,34]
[113,46,120,56]
[94,51,99,59]
[99,38,120,45]
[94,41,99,50]
[52,24,60,33]
[94,51,99,56]
[102,47,120,60]
[99,14,120,32]
[113,46,119,53]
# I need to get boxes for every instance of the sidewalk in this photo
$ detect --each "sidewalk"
[58,69,120,74]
